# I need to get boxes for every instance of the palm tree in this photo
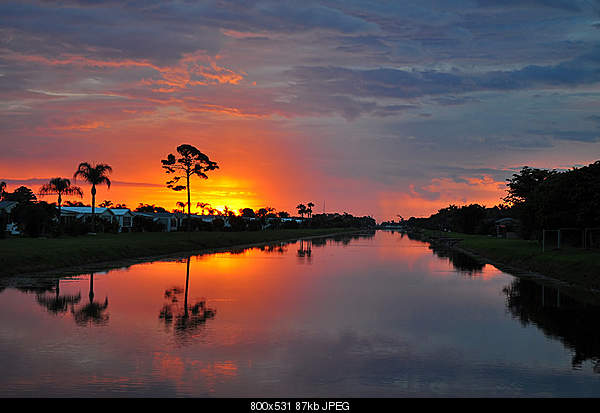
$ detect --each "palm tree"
[176,201,187,213]
[39,177,84,219]
[99,200,113,208]
[307,202,315,218]
[296,203,307,218]
[73,162,112,230]
[196,202,211,215]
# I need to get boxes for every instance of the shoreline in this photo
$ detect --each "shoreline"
[411,229,600,297]
[0,228,364,280]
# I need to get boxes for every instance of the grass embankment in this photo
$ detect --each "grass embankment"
[0,228,356,277]
[422,229,600,289]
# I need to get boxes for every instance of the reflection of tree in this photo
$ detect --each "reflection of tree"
[504,278,600,372]
[159,256,216,342]
[331,231,376,245]
[297,239,312,261]
[428,244,485,275]
[36,279,81,315]
[71,273,109,326]
[259,243,288,254]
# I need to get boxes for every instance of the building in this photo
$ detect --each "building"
[109,208,135,232]
[495,217,521,239]
[1,200,21,235]
[0,200,18,214]
[132,211,183,232]
[61,207,134,233]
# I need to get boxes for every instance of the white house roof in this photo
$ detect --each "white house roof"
[110,208,134,216]
[61,207,114,215]
[0,200,18,211]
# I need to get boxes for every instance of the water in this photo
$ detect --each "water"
[1,230,600,397]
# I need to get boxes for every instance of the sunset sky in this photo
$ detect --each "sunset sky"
[1,1,600,221]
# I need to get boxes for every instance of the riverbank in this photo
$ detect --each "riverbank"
[415,229,600,290]
[0,228,359,277]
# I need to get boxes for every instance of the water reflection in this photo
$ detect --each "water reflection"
[35,279,81,315]
[5,231,600,396]
[503,278,600,372]
[158,256,216,344]
[330,231,375,245]
[428,244,485,276]
[71,273,109,326]
[297,239,312,262]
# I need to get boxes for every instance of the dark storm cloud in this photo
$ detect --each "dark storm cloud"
[286,48,600,101]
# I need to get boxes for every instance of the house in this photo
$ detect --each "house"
[0,200,18,214]
[495,217,520,239]
[61,207,134,233]
[132,211,183,232]
[1,201,21,235]
[110,208,135,232]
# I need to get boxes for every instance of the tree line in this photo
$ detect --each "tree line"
[1,143,376,237]
[403,160,600,241]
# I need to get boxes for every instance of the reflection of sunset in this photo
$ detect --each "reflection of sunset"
[152,352,238,393]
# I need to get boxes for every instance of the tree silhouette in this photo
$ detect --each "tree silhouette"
[64,200,87,207]
[174,201,187,213]
[257,207,275,218]
[161,144,219,232]
[39,177,83,219]
[0,181,6,200]
[196,202,211,215]
[296,203,307,218]
[307,202,314,218]
[136,203,168,213]
[5,186,37,203]
[222,205,233,216]
[73,162,113,231]
[99,200,113,208]
[240,208,255,218]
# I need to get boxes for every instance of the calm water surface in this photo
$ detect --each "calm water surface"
[1,230,600,397]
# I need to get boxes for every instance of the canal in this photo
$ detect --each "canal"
[1,230,599,397]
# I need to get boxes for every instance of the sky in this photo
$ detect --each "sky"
[1,0,600,221]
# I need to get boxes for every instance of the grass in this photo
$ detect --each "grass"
[422,229,600,289]
[0,228,357,277]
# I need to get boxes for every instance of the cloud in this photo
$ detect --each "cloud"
[286,49,600,104]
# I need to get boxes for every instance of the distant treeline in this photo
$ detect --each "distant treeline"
[0,185,375,237]
[405,160,600,240]
[405,204,511,236]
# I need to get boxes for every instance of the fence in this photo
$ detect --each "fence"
[542,227,600,252]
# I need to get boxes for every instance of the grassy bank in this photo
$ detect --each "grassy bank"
[419,229,600,289]
[0,228,357,277]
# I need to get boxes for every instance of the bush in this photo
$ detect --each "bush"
[10,201,57,237]
[226,216,245,231]
[211,218,225,231]
[133,216,165,232]
[63,217,92,236]
[0,211,8,238]
[281,219,299,229]
[246,219,262,231]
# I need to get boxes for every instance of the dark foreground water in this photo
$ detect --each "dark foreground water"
[1,230,600,397]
